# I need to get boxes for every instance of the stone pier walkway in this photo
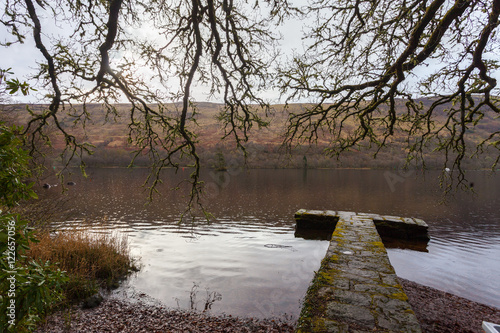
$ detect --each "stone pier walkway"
[295,210,428,333]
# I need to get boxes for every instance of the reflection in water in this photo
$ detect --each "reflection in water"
[40,168,500,317]
[380,237,429,252]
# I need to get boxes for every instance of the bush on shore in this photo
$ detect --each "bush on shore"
[28,230,138,301]
[1,218,138,332]
[0,117,137,332]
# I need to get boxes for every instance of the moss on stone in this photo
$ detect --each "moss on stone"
[295,210,423,332]
[390,290,409,302]
[369,240,385,248]
[297,254,343,332]
[324,254,339,263]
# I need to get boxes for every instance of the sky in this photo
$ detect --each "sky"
[0,1,308,105]
[2,1,499,105]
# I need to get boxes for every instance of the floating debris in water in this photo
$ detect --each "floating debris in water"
[264,244,296,251]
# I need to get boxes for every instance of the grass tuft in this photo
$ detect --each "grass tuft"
[28,229,138,301]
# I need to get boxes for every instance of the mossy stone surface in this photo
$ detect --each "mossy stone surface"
[295,210,423,333]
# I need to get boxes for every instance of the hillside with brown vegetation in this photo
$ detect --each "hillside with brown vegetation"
[1,101,498,170]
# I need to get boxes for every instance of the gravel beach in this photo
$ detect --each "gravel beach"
[399,278,500,333]
[36,278,500,332]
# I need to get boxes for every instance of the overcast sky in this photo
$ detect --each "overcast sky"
[3,1,499,105]
[0,1,308,105]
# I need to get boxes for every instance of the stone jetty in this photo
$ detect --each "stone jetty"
[295,210,429,333]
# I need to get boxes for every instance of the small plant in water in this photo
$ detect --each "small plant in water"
[189,283,199,310]
[187,282,222,312]
[204,289,222,311]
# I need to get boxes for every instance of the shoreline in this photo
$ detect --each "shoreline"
[399,278,500,333]
[35,278,500,333]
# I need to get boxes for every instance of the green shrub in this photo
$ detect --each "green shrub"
[0,120,68,332]
[0,213,69,332]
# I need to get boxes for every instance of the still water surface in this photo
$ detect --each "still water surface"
[43,168,500,319]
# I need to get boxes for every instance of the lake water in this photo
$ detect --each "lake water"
[41,168,500,320]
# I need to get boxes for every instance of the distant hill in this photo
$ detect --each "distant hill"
[1,100,498,170]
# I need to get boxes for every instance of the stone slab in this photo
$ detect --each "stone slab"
[295,210,424,332]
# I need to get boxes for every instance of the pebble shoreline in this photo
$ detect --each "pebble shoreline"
[399,278,500,333]
[36,279,500,333]
[36,299,295,333]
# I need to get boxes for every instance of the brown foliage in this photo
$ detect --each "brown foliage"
[28,229,137,299]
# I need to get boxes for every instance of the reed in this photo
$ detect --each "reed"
[28,229,138,300]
